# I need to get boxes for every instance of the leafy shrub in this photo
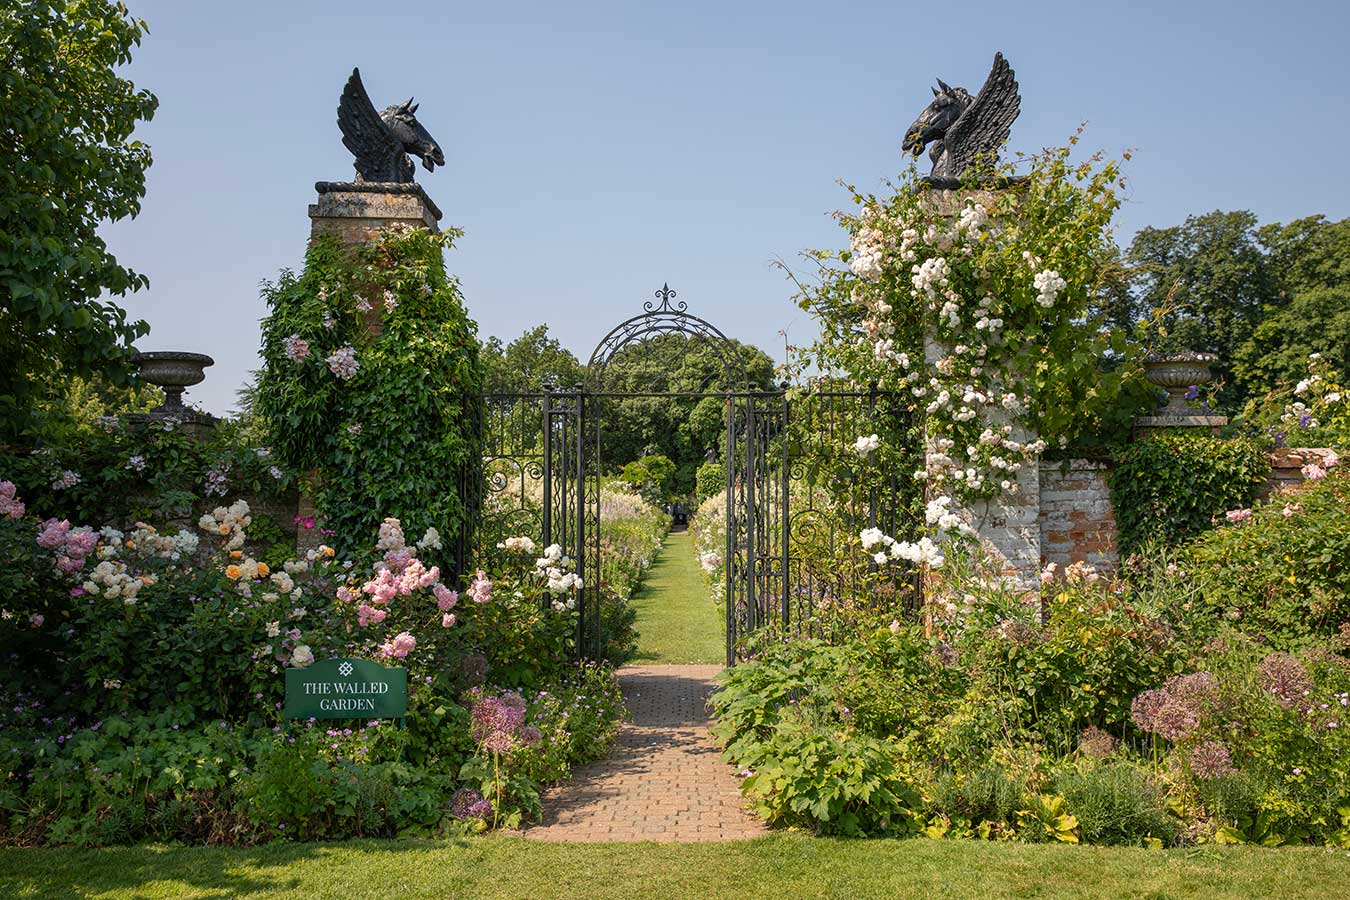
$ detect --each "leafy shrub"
[1053,761,1180,846]
[616,454,676,506]
[694,461,724,503]
[1170,466,1350,647]
[737,715,922,837]
[1109,432,1270,555]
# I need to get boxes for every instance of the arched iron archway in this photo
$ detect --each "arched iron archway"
[473,285,920,666]
[583,284,749,391]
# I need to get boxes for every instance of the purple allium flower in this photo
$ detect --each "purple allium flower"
[1188,740,1236,779]
[469,690,527,754]
[1164,672,1219,712]
[1077,725,1118,759]
[1259,652,1312,710]
[1152,699,1200,740]
[1131,689,1169,733]
[450,787,493,821]
[932,641,958,667]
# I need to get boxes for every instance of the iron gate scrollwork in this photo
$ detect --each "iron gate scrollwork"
[475,285,920,666]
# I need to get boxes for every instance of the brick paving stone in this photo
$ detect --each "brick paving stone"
[521,664,767,843]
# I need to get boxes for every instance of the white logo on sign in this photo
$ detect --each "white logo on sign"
[338,661,353,677]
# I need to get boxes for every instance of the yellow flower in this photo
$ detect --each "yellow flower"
[219,524,230,535]
[321,545,335,558]
[229,550,243,559]
[225,565,242,581]
[256,562,270,578]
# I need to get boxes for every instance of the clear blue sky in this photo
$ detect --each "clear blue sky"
[102,0,1350,415]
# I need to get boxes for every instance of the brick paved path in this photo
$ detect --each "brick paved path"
[521,664,766,842]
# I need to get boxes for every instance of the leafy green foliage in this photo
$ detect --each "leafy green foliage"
[1169,468,1350,647]
[253,227,484,571]
[0,0,158,441]
[596,334,775,493]
[694,461,725,503]
[1109,433,1270,556]
[481,324,584,392]
[1122,211,1350,411]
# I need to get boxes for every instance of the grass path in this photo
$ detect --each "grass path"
[5,836,1350,899]
[631,530,724,664]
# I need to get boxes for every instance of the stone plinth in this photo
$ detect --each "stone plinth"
[309,181,441,244]
[1132,414,1229,436]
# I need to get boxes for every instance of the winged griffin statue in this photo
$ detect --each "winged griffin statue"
[336,67,445,183]
[902,52,1021,181]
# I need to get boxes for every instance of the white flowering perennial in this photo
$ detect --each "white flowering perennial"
[325,345,359,380]
[533,542,582,605]
[852,434,881,457]
[497,535,537,554]
[859,527,945,569]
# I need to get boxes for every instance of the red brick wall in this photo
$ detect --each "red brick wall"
[1039,459,1119,569]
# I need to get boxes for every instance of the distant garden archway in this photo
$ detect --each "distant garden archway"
[477,285,921,665]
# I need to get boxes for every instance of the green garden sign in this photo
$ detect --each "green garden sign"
[284,657,407,721]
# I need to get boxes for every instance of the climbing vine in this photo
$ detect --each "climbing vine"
[795,136,1151,560]
[254,225,484,569]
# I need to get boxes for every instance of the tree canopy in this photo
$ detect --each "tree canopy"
[1123,210,1349,410]
[1,0,158,443]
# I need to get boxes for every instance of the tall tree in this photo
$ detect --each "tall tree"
[1233,216,1350,398]
[481,324,584,392]
[0,0,157,442]
[1126,210,1273,408]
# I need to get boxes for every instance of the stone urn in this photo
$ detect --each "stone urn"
[132,351,214,413]
[1143,351,1218,415]
[1134,351,1228,435]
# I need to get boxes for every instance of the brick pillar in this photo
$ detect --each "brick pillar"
[294,180,443,551]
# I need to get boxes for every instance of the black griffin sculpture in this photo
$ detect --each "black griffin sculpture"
[337,67,445,183]
[902,52,1021,181]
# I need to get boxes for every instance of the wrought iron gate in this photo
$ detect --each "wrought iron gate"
[476,286,919,665]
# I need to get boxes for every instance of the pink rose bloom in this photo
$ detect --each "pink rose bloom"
[66,529,97,558]
[434,584,458,611]
[1302,463,1327,481]
[380,631,416,659]
[37,518,71,550]
[287,628,302,641]
[1224,508,1252,523]
[337,586,357,604]
[30,614,43,628]
[70,587,86,598]
[55,555,85,574]
[469,571,492,604]
[356,604,387,627]
[0,481,24,519]
[441,613,456,628]
[419,565,439,589]
[383,549,413,573]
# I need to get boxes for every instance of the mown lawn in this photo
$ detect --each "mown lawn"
[630,529,724,665]
[2,834,1348,899]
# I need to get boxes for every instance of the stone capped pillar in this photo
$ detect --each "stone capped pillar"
[309,181,442,244]
[920,186,1043,594]
[296,180,442,552]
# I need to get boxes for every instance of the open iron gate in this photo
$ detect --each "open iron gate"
[476,287,919,665]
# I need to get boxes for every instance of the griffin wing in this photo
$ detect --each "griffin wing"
[944,52,1021,175]
[337,68,403,180]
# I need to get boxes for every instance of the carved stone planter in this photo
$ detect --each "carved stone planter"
[127,351,217,436]
[1135,351,1228,435]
